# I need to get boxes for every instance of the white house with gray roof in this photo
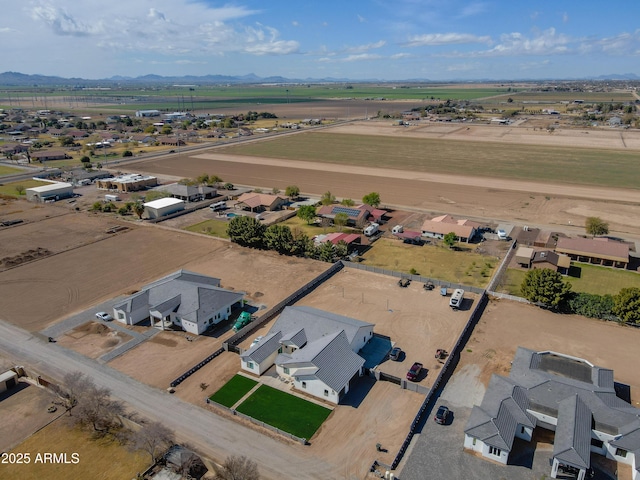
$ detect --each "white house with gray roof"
[113,270,244,335]
[464,347,640,480]
[240,306,373,404]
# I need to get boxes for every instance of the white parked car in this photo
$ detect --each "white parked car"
[95,312,113,321]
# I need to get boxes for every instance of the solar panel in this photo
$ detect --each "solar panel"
[332,206,361,217]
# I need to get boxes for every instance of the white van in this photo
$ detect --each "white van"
[364,223,380,236]
[391,225,403,234]
[104,194,120,202]
[449,289,464,309]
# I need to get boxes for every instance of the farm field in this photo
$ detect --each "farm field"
[236,384,332,440]
[0,179,50,197]
[184,218,230,238]
[499,263,640,296]
[2,419,149,480]
[214,130,640,189]
[0,165,24,176]
[361,238,502,288]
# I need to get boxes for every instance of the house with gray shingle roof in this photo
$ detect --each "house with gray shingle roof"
[113,270,244,335]
[464,347,640,480]
[240,306,373,404]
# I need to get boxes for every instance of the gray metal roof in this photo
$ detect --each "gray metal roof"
[278,331,365,393]
[241,332,283,364]
[280,328,307,348]
[114,270,242,324]
[271,306,373,347]
[553,395,592,470]
[466,347,640,460]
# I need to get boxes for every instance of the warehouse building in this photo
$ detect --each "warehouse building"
[25,182,74,202]
[143,197,185,219]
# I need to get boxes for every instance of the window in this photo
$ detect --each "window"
[489,446,501,457]
[615,448,628,458]
[521,426,526,434]
[302,381,306,389]
[118,312,124,320]
[246,362,254,369]
[472,438,476,446]
[591,438,603,448]
[324,389,329,397]
[283,367,289,375]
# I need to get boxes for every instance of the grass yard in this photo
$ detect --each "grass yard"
[216,132,640,189]
[185,218,230,239]
[236,385,332,440]
[0,179,50,197]
[499,263,640,296]
[361,238,497,288]
[0,165,24,176]
[2,420,149,480]
[208,374,258,408]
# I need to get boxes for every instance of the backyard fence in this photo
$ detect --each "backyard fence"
[205,398,307,445]
[224,261,345,353]
[388,290,489,471]
[341,261,485,295]
[486,239,518,293]
[169,347,225,388]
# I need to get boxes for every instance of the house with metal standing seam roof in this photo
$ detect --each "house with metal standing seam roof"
[240,306,373,404]
[113,270,244,335]
[464,347,640,480]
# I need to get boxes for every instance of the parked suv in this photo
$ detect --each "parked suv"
[434,405,450,424]
[389,347,402,361]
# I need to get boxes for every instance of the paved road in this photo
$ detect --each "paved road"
[0,320,335,480]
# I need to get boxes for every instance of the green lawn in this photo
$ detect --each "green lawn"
[208,375,258,408]
[236,385,331,440]
[0,165,23,176]
[499,264,640,296]
[216,132,640,189]
[0,179,50,196]
[361,238,501,288]
[185,218,230,239]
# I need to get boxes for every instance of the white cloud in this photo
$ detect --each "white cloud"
[596,31,640,54]
[342,53,383,62]
[357,14,366,23]
[562,12,569,24]
[0,27,14,33]
[404,33,492,47]
[292,20,299,27]
[480,28,571,56]
[343,40,386,54]
[459,2,487,17]
[391,52,412,59]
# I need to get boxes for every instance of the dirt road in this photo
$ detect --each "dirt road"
[0,320,334,480]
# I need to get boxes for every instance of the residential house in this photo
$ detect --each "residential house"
[113,270,244,335]
[316,204,387,227]
[30,150,72,162]
[515,247,571,274]
[240,306,373,404]
[236,192,287,212]
[464,347,640,480]
[161,183,217,202]
[421,214,480,243]
[555,237,629,269]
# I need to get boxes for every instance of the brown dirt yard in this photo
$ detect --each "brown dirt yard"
[56,321,132,359]
[460,298,640,405]
[0,379,63,452]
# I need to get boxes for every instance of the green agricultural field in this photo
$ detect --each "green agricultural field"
[2,421,149,480]
[506,91,635,103]
[499,263,640,296]
[217,132,640,189]
[208,374,258,408]
[0,179,49,197]
[184,218,230,239]
[0,165,23,176]
[361,238,499,288]
[236,385,331,440]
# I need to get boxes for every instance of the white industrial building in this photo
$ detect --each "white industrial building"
[25,182,74,202]
[143,197,185,219]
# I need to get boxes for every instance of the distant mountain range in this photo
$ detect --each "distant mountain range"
[0,71,638,87]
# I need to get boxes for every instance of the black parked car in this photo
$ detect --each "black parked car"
[389,347,402,361]
[434,405,450,424]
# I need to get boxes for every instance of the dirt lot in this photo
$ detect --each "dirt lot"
[460,298,640,405]
[0,379,62,452]
[56,321,132,359]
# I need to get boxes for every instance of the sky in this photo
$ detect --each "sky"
[2,0,640,81]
